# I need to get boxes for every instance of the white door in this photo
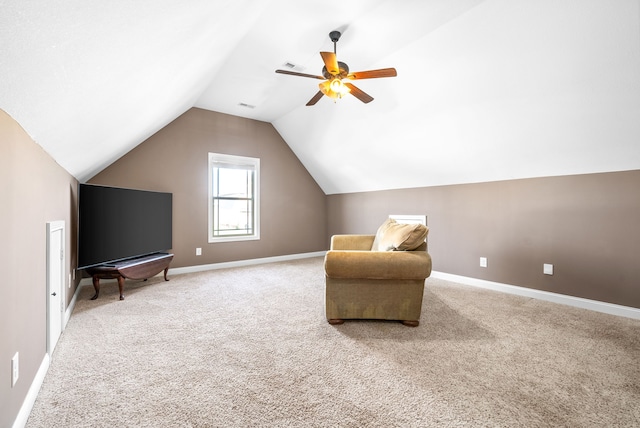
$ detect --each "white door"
[47,221,64,355]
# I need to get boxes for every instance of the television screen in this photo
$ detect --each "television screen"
[77,184,173,269]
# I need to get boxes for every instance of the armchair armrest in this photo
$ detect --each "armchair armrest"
[330,234,375,251]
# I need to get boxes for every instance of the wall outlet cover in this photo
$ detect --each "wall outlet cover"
[544,263,554,275]
[480,257,488,268]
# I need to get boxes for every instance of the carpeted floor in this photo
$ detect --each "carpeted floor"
[27,257,640,427]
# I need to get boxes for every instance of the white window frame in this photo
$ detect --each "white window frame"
[208,153,260,243]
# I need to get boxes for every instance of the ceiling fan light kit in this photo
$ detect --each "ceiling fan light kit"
[320,78,350,100]
[275,30,397,106]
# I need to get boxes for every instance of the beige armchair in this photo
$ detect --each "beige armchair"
[324,220,432,326]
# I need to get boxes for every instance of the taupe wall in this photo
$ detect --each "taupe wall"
[89,107,640,310]
[0,110,79,428]
[90,108,327,267]
[328,170,640,309]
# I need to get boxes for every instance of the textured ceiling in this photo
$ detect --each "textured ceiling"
[2,0,639,193]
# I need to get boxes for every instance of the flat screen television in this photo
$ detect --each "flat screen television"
[77,183,173,270]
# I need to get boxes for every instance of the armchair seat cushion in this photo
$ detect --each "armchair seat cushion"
[324,248,431,280]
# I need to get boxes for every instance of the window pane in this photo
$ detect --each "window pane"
[213,198,253,236]
[216,168,252,198]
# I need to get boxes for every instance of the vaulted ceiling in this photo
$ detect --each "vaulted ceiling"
[2,0,639,194]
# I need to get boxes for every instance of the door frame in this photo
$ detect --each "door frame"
[46,220,65,355]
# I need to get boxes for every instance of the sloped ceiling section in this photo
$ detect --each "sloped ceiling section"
[271,0,640,194]
[2,0,640,193]
[1,0,270,181]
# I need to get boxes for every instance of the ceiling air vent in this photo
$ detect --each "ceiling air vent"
[282,61,305,72]
[238,102,255,109]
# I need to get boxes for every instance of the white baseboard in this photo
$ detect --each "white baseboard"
[170,251,327,276]
[78,251,328,286]
[14,280,87,427]
[14,273,89,427]
[430,271,640,320]
[79,259,640,321]
[64,283,81,329]
[12,353,50,428]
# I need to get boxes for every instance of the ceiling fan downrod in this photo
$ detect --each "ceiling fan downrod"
[329,31,341,54]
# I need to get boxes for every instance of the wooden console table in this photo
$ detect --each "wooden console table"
[85,253,174,300]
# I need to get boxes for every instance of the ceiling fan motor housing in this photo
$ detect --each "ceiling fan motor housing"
[322,61,349,79]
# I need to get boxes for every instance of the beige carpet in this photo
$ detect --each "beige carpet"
[27,257,640,427]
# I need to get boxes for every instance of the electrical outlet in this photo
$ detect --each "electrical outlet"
[195,248,202,256]
[544,263,554,275]
[11,352,19,387]
[480,257,488,268]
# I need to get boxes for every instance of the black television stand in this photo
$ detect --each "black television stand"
[85,253,174,300]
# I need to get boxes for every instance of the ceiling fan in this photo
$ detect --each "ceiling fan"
[275,31,397,106]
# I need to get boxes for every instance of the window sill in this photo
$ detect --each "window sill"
[208,235,260,244]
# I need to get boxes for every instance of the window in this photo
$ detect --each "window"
[208,153,260,243]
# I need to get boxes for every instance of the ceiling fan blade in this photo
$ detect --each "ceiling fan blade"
[320,51,340,75]
[306,91,325,106]
[344,83,374,104]
[275,69,325,80]
[347,68,397,80]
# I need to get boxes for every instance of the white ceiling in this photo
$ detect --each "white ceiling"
[2,0,639,194]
